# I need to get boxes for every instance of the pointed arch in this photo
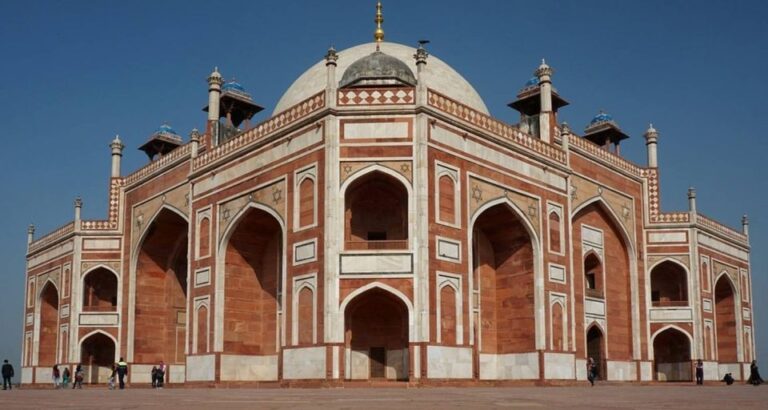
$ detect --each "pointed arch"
[340,164,414,251]
[128,204,189,364]
[469,196,544,351]
[649,259,690,306]
[573,196,640,361]
[81,265,119,312]
[79,330,117,384]
[36,280,60,366]
[339,282,415,343]
[216,201,286,354]
[714,273,738,362]
[651,326,692,381]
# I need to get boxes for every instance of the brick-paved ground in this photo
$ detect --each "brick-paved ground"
[1,385,767,409]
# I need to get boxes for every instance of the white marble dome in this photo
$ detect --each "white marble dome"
[273,42,489,115]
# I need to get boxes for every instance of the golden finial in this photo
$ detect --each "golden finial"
[374,1,384,51]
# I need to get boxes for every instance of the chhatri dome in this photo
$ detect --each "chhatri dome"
[273,41,489,115]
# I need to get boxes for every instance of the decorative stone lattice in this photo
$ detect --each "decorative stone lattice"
[427,89,566,165]
[193,92,325,170]
[338,88,414,106]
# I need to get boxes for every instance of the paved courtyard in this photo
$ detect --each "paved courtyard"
[1,385,767,409]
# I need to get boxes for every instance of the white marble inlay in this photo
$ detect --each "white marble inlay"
[343,121,409,139]
[340,253,412,275]
[436,237,461,262]
[649,307,693,322]
[548,264,566,283]
[194,268,210,287]
[79,313,119,326]
[294,239,317,264]
[702,298,712,312]
[82,238,121,250]
[585,298,605,317]
[648,232,687,243]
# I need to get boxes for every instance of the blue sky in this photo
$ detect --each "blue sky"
[0,0,766,371]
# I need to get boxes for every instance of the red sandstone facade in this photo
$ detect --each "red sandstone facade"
[21,37,753,386]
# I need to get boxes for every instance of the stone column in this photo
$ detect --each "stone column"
[325,47,338,109]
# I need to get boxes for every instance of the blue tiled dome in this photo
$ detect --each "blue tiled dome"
[524,77,540,87]
[222,80,247,93]
[590,111,613,125]
[155,123,178,136]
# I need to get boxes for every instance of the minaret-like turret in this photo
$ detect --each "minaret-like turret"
[207,67,223,144]
[742,214,749,236]
[688,187,697,214]
[536,59,553,143]
[190,128,201,158]
[110,135,124,178]
[325,46,339,108]
[644,123,659,168]
[27,224,35,249]
[74,196,83,227]
[414,41,429,105]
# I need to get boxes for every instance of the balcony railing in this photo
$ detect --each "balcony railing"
[651,300,689,308]
[585,288,604,299]
[345,240,408,251]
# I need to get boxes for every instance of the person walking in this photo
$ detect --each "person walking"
[73,364,84,389]
[116,358,128,390]
[748,360,763,386]
[151,366,158,388]
[108,363,117,390]
[52,365,61,389]
[62,367,71,389]
[695,359,704,385]
[587,357,597,387]
[2,359,13,390]
[156,361,166,389]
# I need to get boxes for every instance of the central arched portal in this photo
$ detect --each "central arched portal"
[38,282,60,366]
[472,202,535,377]
[223,206,282,356]
[715,276,737,362]
[134,208,188,365]
[344,288,409,381]
[587,325,606,380]
[81,332,116,384]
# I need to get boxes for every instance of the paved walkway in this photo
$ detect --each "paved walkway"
[1,385,766,409]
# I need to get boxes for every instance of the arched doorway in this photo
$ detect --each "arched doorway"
[82,268,118,311]
[344,288,409,381]
[134,208,188,365]
[223,206,282,356]
[81,332,116,384]
[650,261,688,307]
[344,171,408,250]
[715,276,737,362]
[472,202,536,378]
[38,282,60,366]
[653,328,692,381]
[586,325,605,381]
[573,202,632,362]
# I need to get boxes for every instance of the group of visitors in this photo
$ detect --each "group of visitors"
[585,357,764,387]
[50,364,84,389]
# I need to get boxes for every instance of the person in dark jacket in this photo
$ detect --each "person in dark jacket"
[748,360,764,386]
[2,359,14,390]
[695,359,704,385]
[116,358,128,389]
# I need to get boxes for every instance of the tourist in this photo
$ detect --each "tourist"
[62,366,71,388]
[157,361,166,389]
[151,366,158,388]
[52,365,61,389]
[2,359,13,390]
[695,359,704,385]
[116,357,128,389]
[73,364,84,389]
[108,363,117,390]
[723,372,735,385]
[747,360,763,386]
[587,357,597,387]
